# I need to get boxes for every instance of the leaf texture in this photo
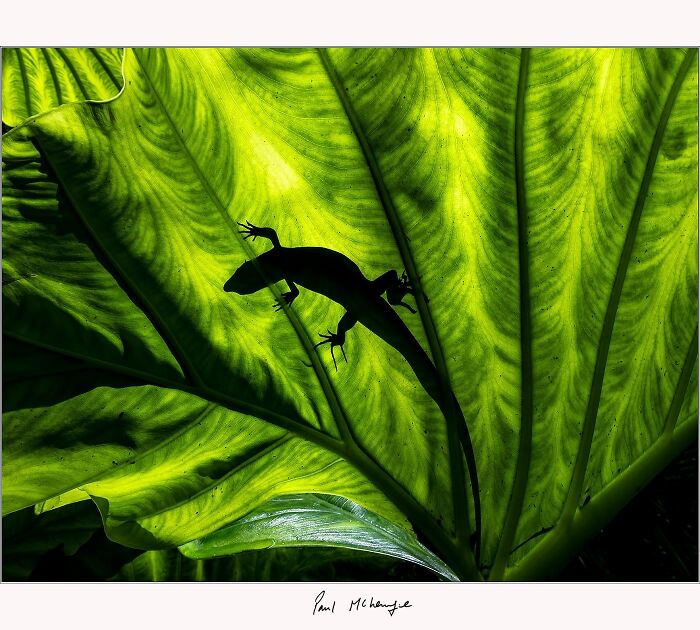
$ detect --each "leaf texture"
[2,48,124,127]
[180,494,458,580]
[2,47,697,580]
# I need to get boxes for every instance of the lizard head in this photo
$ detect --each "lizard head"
[223,260,267,294]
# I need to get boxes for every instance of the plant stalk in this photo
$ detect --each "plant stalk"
[507,416,697,580]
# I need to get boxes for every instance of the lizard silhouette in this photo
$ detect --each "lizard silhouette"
[224,221,481,557]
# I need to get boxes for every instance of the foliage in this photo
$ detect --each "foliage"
[2,48,697,581]
[2,48,123,128]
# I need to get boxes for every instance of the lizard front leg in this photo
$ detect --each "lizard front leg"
[314,311,357,370]
[237,220,281,248]
[273,279,300,312]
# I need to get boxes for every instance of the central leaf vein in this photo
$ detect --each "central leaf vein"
[490,48,533,580]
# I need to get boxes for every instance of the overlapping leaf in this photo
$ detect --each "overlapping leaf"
[2,48,124,127]
[180,494,458,580]
[2,48,697,580]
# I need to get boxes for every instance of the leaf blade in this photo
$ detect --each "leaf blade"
[180,494,459,580]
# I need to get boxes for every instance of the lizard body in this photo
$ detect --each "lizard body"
[224,222,480,557]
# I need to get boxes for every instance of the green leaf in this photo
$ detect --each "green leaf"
[3,343,410,554]
[180,493,458,580]
[2,48,123,128]
[2,48,697,580]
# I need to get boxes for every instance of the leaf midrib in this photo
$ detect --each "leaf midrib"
[489,47,533,580]
[5,330,340,451]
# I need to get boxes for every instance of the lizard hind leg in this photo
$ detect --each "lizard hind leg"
[273,279,300,312]
[313,311,357,370]
[314,330,345,370]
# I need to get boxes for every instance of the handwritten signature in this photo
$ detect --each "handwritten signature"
[313,590,412,617]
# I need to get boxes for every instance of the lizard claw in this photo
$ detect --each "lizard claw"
[237,220,261,241]
[273,291,296,312]
[313,330,347,371]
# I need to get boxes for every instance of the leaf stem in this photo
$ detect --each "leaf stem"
[508,328,696,576]
[507,413,698,580]
[489,47,533,581]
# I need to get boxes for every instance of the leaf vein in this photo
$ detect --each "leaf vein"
[490,48,533,580]
[135,50,351,444]
[561,48,697,521]
[316,48,477,551]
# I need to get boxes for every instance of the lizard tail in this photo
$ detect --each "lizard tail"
[398,341,482,564]
[361,309,481,560]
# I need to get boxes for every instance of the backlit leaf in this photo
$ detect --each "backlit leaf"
[2,48,697,580]
[2,48,123,127]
